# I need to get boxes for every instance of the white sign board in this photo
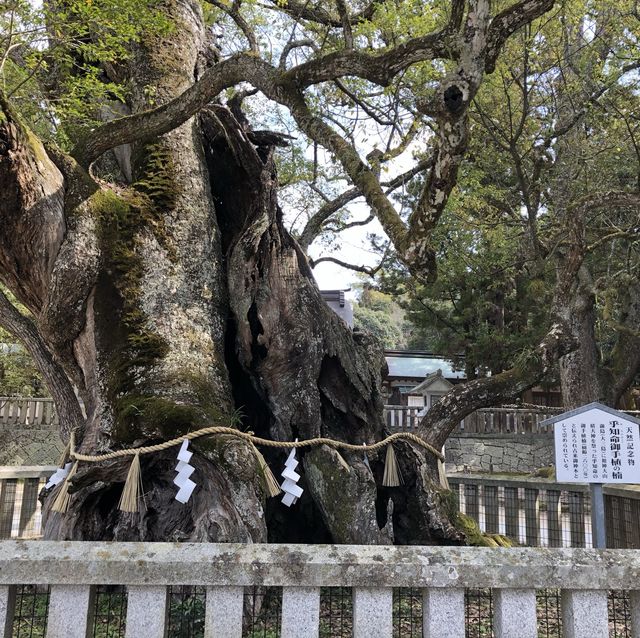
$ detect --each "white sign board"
[553,407,640,483]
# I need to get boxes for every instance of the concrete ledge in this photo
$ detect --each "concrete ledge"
[1,542,640,589]
[0,466,56,480]
[447,473,588,493]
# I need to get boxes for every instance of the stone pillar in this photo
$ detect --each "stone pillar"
[204,586,243,638]
[46,585,95,638]
[0,586,16,638]
[561,589,608,638]
[423,589,465,638]
[125,586,168,638]
[493,588,537,638]
[353,587,392,638]
[281,587,321,637]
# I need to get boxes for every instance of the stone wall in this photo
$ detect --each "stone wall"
[445,433,554,474]
[0,422,64,465]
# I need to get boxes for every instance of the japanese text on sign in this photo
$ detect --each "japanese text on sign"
[554,414,640,483]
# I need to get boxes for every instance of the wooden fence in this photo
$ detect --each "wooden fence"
[384,405,561,434]
[0,398,58,427]
[450,474,640,549]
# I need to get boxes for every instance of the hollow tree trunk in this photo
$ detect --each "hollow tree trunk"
[201,106,463,545]
[1,0,568,547]
[0,0,465,546]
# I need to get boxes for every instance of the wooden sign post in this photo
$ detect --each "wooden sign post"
[542,402,640,548]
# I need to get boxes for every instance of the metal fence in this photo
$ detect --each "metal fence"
[449,474,640,549]
[0,467,54,540]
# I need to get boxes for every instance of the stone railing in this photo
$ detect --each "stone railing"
[0,541,638,637]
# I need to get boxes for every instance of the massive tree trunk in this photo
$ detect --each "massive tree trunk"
[0,0,561,545]
[0,1,460,546]
[557,266,603,408]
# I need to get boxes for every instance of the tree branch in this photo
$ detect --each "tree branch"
[603,280,640,406]
[0,92,66,312]
[279,39,316,69]
[298,158,431,250]
[422,319,576,448]
[0,290,84,439]
[72,54,277,167]
[73,0,554,169]
[264,0,383,27]
[204,0,259,53]
[485,0,556,73]
[310,255,384,276]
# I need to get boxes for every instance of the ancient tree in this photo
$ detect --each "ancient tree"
[0,0,562,543]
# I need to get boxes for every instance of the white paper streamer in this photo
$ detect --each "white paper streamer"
[174,440,196,504]
[281,445,303,507]
[45,463,73,490]
[362,442,371,472]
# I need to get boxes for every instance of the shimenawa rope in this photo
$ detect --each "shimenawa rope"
[49,426,444,514]
[68,426,444,462]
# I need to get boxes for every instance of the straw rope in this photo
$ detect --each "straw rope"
[69,427,444,463]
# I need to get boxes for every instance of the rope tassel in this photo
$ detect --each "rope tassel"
[252,444,281,498]
[51,461,79,514]
[57,441,71,467]
[382,444,403,487]
[119,453,144,513]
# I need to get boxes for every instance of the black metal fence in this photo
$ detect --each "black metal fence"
[8,585,633,637]
[449,476,640,549]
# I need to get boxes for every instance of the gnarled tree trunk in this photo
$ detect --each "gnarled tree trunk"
[0,0,563,546]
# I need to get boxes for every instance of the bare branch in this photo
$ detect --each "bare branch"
[310,255,383,276]
[279,39,316,69]
[310,243,391,276]
[204,0,259,53]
